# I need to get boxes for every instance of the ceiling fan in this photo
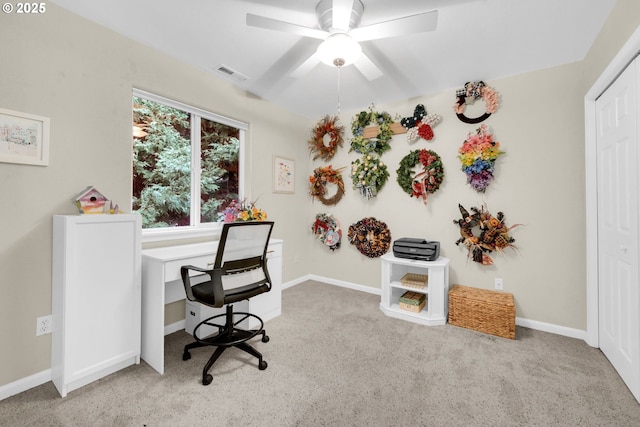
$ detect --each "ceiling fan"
[246,0,439,81]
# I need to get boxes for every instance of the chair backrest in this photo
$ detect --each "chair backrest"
[215,221,274,268]
[214,221,274,294]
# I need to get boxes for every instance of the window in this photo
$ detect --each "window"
[132,89,246,239]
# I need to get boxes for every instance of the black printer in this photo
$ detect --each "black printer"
[392,238,440,261]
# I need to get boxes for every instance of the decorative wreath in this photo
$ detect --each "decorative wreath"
[396,149,444,204]
[348,217,392,258]
[309,165,345,206]
[453,81,499,124]
[400,104,441,143]
[350,154,389,199]
[311,213,342,251]
[350,105,395,155]
[453,204,522,265]
[308,115,344,161]
[458,124,503,193]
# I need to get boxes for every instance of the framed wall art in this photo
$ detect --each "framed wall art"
[273,155,295,194]
[0,108,50,166]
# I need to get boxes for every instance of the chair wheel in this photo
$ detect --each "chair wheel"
[202,374,213,386]
[182,351,191,361]
[259,360,268,370]
[262,335,270,343]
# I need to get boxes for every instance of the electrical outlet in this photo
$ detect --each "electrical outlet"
[36,315,52,336]
[494,277,504,291]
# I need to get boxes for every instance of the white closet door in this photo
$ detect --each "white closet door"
[596,55,640,402]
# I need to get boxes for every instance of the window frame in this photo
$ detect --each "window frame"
[132,89,248,243]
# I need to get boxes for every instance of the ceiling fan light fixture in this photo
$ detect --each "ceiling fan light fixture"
[316,32,362,67]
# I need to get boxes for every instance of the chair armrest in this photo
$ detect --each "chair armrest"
[180,265,225,306]
[180,265,212,301]
[181,264,211,274]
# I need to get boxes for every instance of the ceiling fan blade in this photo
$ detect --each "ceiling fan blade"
[246,38,322,98]
[290,54,321,79]
[246,13,328,40]
[353,52,383,81]
[350,10,438,42]
[332,0,354,31]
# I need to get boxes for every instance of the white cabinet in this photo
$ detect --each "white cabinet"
[380,253,450,326]
[52,214,141,397]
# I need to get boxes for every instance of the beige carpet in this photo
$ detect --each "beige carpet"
[1,280,639,426]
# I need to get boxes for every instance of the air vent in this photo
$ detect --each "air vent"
[215,65,249,82]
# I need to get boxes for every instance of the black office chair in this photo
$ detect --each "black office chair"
[180,221,274,385]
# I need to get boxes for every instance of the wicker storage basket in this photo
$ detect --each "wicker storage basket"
[448,284,516,339]
[401,273,428,289]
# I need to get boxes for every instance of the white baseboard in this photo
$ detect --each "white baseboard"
[284,274,381,295]
[307,274,382,295]
[515,317,586,341]
[0,369,51,401]
[287,275,586,341]
[164,319,185,336]
[282,275,312,290]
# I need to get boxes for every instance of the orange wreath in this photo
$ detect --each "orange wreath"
[309,165,345,206]
[308,115,344,161]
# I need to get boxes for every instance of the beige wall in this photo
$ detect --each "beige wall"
[306,0,640,332]
[582,0,640,90]
[309,63,588,327]
[0,4,311,386]
[1,0,639,389]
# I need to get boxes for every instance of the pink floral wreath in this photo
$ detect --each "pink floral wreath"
[454,81,499,124]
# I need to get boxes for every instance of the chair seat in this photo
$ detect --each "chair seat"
[192,282,270,306]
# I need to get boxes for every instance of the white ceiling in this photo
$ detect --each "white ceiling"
[50,0,616,118]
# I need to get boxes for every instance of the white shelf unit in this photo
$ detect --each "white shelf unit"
[380,253,450,325]
[52,214,141,397]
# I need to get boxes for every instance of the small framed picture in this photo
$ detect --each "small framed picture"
[273,155,295,194]
[0,108,50,166]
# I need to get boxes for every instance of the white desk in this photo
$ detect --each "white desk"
[141,239,283,374]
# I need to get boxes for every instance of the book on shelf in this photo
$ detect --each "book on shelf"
[399,291,426,306]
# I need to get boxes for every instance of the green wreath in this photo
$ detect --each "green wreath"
[351,154,389,199]
[396,149,444,204]
[349,105,395,155]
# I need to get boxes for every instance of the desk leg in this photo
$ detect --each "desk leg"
[141,260,165,374]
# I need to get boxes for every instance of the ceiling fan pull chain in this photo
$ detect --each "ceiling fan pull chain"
[336,65,342,114]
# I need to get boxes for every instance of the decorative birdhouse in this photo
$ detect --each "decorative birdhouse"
[72,186,110,214]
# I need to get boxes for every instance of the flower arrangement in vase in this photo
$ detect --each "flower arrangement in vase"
[219,199,268,222]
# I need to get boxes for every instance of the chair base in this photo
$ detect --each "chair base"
[183,304,269,385]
